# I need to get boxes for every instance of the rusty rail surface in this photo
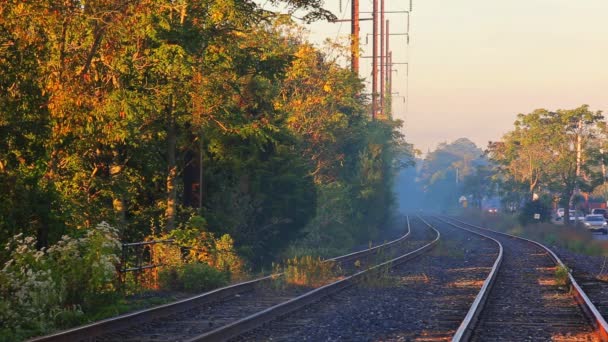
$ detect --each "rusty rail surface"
[29,216,416,342]
[445,216,608,342]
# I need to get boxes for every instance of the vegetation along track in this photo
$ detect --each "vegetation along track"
[557,251,608,339]
[30,216,426,342]
[443,216,607,342]
[232,216,498,341]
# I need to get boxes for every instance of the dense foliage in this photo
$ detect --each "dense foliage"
[416,138,487,211]
[1,1,410,339]
[397,106,607,219]
[488,105,606,221]
[0,3,409,337]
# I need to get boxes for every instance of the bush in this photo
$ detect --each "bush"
[181,263,228,292]
[149,220,244,285]
[158,267,183,291]
[158,263,228,293]
[282,256,339,287]
[0,238,63,339]
[518,200,551,225]
[46,222,121,307]
[0,222,120,340]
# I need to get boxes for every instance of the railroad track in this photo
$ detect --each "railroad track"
[558,255,608,335]
[233,215,498,341]
[30,216,428,342]
[442,216,607,342]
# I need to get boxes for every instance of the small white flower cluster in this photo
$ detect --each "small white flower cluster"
[0,234,63,331]
[0,222,122,335]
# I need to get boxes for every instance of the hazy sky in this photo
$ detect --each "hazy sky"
[300,0,608,154]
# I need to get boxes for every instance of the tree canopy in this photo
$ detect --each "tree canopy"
[0,0,410,264]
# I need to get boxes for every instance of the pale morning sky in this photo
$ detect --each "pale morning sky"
[290,0,608,154]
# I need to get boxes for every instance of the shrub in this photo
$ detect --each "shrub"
[282,256,339,287]
[0,222,120,340]
[181,263,228,292]
[518,200,551,225]
[158,267,183,291]
[46,222,121,307]
[158,263,228,293]
[148,217,244,287]
[0,235,64,339]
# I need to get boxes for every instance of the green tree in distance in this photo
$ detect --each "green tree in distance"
[488,105,605,224]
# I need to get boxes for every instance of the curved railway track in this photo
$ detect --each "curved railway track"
[442,216,606,342]
[558,254,608,337]
[233,215,498,341]
[30,216,429,342]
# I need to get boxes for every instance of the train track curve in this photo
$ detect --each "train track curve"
[29,216,431,342]
[232,215,498,341]
[442,216,607,342]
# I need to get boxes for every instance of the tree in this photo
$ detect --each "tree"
[418,138,484,210]
[489,105,605,224]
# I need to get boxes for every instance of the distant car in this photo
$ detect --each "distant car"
[569,210,585,221]
[554,210,584,224]
[591,208,608,219]
[582,215,608,234]
[557,208,565,218]
[487,208,498,214]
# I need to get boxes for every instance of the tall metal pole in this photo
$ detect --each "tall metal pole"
[199,133,203,213]
[372,0,378,119]
[379,0,385,118]
[385,19,390,117]
[388,50,392,116]
[351,0,359,73]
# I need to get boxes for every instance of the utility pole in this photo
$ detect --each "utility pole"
[385,20,390,117]
[388,50,392,115]
[372,0,378,119]
[351,0,359,73]
[576,117,582,182]
[199,133,203,214]
[379,0,385,118]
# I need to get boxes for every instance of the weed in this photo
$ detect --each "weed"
[270,256,340,288]
[431,240,464,258]
[268,262,286,290]
[355,244,394,287]
[555,265,569,287]
[421,273,431,283]
[357,260,397,288]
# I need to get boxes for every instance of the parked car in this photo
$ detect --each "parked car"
[582,214,608,234]
[554,210,585,224]
[591,208,608,219]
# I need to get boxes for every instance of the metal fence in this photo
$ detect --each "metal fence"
[118,239,175,284]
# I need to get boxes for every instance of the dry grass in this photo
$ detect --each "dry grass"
[460,209,608,257]
[280,256,341,287]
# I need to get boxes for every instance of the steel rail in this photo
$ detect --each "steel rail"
[445,216,608,342]
[27,276,272,342]
[432,216,503,342]
[328,215,412,264]
[28,216,415,342]
[185,215,439,342]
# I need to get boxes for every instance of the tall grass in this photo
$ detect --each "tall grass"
[272,256,341,288]
[459,209,608,256]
